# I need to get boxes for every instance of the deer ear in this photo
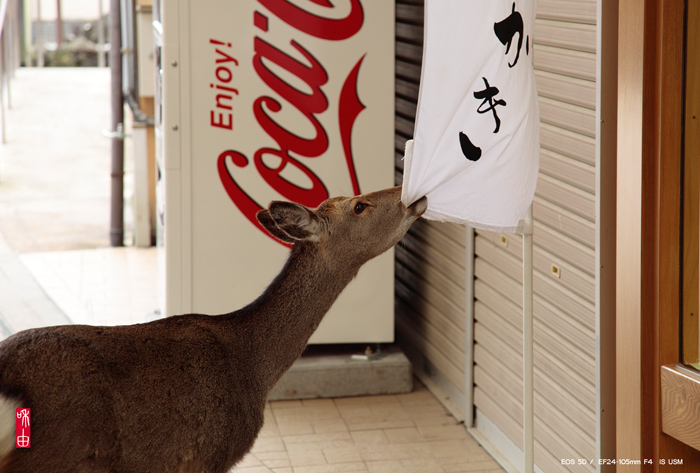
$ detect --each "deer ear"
[267,202,321,242]
[256,209,296,244]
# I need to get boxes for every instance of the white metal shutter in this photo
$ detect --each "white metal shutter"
[473,1,597,471]
[394,1,599,471]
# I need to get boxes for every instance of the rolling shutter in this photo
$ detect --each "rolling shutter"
[394,1,599,471]
[472,1,597,469]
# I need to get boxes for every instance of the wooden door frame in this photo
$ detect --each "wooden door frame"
[617,0,700,469]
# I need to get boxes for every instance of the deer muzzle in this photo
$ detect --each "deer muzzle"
[408,196,428,217]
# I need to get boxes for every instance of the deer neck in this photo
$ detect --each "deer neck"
[239,243,359,388]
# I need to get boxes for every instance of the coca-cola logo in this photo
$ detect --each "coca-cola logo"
[215,0,367,246]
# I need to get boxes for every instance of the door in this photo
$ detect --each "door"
[661,0,700,456]
[617,0,700,470]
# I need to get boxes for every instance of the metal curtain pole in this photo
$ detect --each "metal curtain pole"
[523,204,534,473]
[465,224,475,428]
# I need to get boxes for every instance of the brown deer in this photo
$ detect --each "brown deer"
[0,186,426,473]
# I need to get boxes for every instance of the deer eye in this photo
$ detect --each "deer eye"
[354,202,369,215]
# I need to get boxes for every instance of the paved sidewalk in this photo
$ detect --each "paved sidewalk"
[0,67,155,333]
[0,232,70,337]
[0,67,118,335]
[20,246,160,326]
[0,67,114,253]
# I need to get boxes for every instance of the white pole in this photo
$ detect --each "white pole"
[523,204,534,473]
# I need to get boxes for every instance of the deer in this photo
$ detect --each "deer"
[0,186,427,473]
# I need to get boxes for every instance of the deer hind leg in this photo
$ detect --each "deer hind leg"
[0,395,21,469]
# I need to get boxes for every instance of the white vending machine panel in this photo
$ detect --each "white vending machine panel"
[156,1,396,343]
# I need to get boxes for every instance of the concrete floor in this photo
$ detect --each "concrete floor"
[0,67,505,473]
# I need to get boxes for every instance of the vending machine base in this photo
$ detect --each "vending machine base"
[268,345,412,401]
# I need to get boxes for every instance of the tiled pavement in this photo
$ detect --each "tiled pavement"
[233,386,504,473]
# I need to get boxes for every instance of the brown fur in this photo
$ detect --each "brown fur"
[0,187,426,473]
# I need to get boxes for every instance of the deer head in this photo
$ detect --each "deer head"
[257,186,427,267]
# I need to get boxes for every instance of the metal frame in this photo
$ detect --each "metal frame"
[522,206,534,473]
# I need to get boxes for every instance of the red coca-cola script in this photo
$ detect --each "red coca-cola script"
[217,0,366,245]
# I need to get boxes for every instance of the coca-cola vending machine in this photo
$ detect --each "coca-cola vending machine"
[154,1,396,343]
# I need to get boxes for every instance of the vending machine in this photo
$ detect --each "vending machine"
[153,1,396,343]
